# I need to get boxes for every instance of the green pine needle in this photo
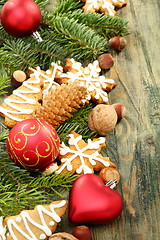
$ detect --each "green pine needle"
[57,104,98,144]
[0,0,129,217]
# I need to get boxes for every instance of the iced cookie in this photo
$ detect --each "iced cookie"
[0,63,62,128]
[56,131,116,175]
[3,200,68,240]
[81,0,127,16]
[56,58,117,104]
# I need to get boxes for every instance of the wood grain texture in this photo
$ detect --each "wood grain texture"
[101,0,160,239]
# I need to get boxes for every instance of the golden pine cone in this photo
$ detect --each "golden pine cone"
[33,82,89,128]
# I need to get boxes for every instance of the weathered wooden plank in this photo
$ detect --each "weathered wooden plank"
[99,0,160,239]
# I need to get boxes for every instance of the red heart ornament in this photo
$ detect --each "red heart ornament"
[68,174,123,224]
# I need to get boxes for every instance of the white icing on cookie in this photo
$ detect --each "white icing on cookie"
[42,62,63,96]
[6,200,66,240]
[56,133,110,174]
[0,63,62,123]
[111,0,125,3]
[59,59,115,103]
[85,0,115,16]
[0,216,6,240]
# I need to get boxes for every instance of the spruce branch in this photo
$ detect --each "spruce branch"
[0,72,10,95]
[66,9,129,38]
[57,104,98,144]
[48,17,108,59]
[0,39,39,71]
[35,0,50,8]
[28,37,66,67]
[53,0,83,14]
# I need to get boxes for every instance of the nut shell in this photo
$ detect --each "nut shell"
[49,232,78,240]
[109,36,127,51]
[72,225,92,240]
[88,104,118,136]
[11,70,27,88]
[99,167,121,184]
[112,103,126,120]
[97,53,114,69]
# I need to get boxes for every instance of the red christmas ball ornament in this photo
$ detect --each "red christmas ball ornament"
[68,174,123,225]
[6,119,60,171]
[0,0,41,37]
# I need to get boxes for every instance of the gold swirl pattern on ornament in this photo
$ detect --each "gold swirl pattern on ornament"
[38,119,60,152]
[10,132,28,151]
[21,121,41,136]
[36,140,53,158]
[23,150,39,167]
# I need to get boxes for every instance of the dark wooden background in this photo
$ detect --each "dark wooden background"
[1,0,159,239]
[59,0,160,239]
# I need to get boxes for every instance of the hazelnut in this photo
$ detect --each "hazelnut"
[109,36,127,51]
[88,104,118,136]
[99,167,121,184]
[112,103,126,121]
[97,53,114,69]
[72,225,92,240]
[11,70,27,88]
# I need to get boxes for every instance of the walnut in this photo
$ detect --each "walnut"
[49,232,78,240]
[88,104,117,136]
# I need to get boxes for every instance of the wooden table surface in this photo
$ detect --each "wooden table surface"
[59,0,160,239]
[0,0,159,240]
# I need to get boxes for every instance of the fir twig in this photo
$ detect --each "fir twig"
[0,72,10,95]
[57,104,98,144]
[47,16,108,59]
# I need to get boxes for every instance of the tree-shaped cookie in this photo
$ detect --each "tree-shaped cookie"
[56,131,116,175]
[56,58,117,104]
[0,62,62,128]
[3,200,68,240]
[81,0,127,16]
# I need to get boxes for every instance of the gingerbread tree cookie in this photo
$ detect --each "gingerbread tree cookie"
[0,63,62,128]
[81,0,127,16]
[56,58,117,104]
[2,200,68,240]
[55,131,116,175]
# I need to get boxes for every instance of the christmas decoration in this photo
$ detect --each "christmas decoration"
[3,200,68,240]
[6,118,60,171]
[81,0,127,16]
[33,82,89,128]
[88,104,118,136]
[0,62,62,128]
[0,0,41,38]
[0,0,129,72]
[0,216,6,240]
[55,131,116,175]
[68,174,123,224]
[0,0,129,229]
[56,58,117,104]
